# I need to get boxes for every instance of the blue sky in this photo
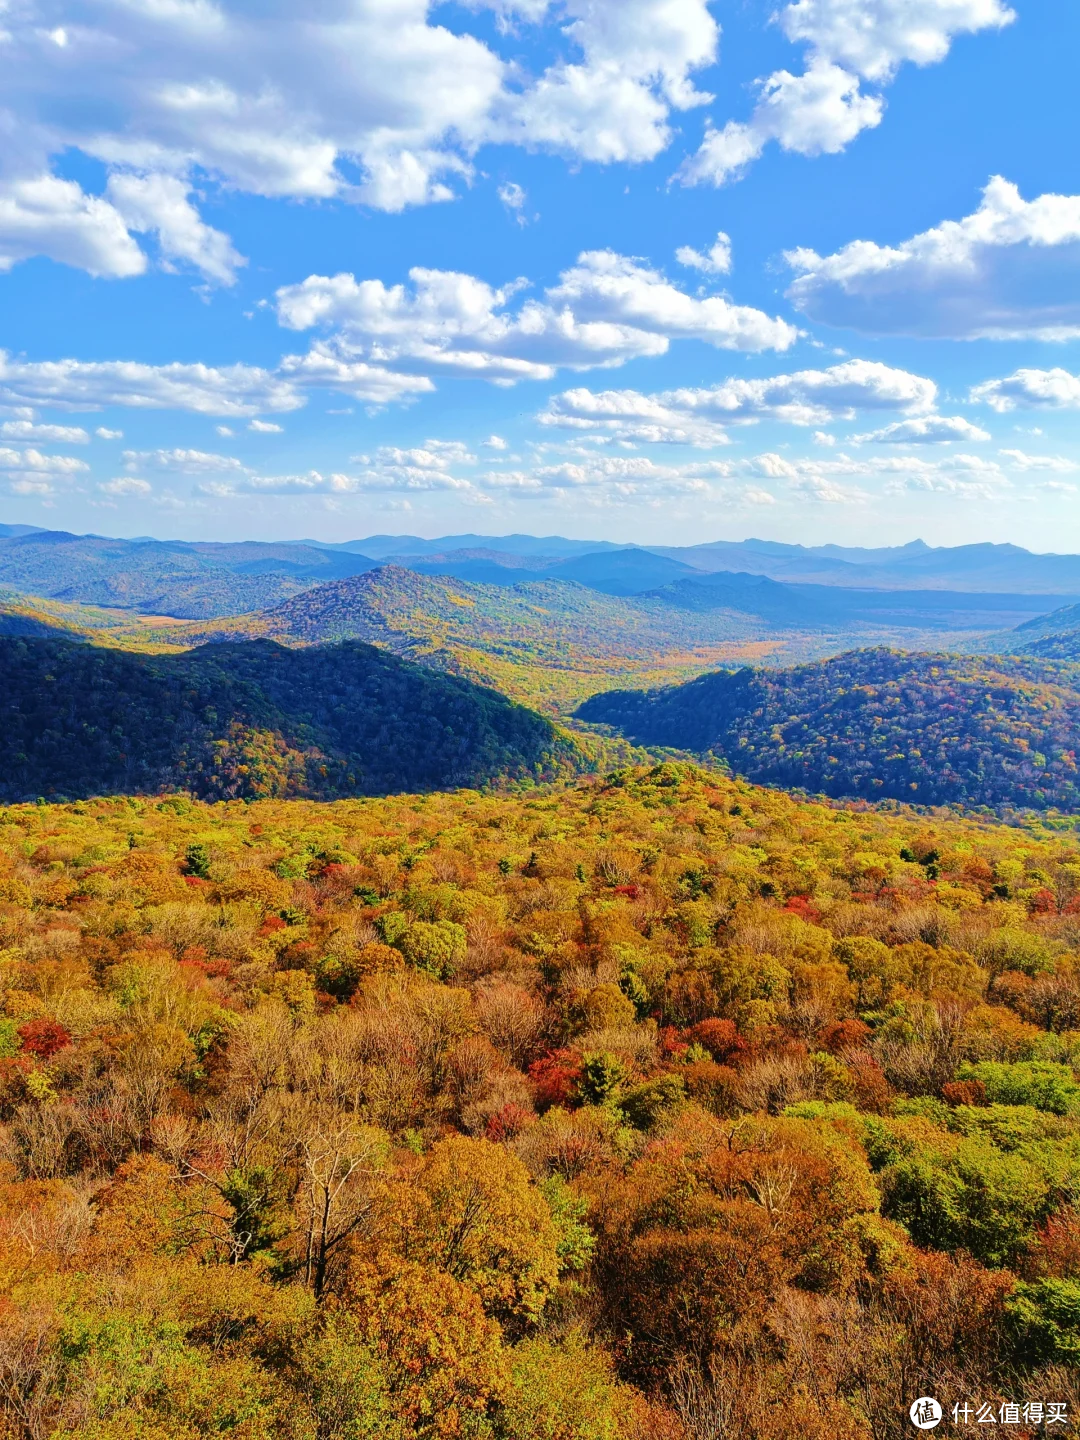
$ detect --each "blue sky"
[0,0,1078,550]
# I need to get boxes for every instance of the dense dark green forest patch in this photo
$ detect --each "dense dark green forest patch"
[0,635,582,801]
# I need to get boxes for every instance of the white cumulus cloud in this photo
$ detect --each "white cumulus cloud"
[676,232,732,274]
[971,368,1080,412]
[99,477,153,497]
[106,173,245,286]
[0,444,90,493]
[123,448,251,474]
[786,178,1080,339]
[853,415,990,444]
[678,0,1012,188]
[0,353,304,417]
[0,420,89,443]
[0,175,146,279]
[998,449,1078,473]
[498,182,527,223]
[540,359,936,442]
[275,250,795,385]
[0,0,721,276]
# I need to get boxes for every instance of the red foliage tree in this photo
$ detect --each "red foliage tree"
[685,1018,746,1065]
[529,1048,584,1110]
[17,1017,71,1060]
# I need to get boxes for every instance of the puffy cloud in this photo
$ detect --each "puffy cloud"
[0,344,435,423]
[0,352,303,417]
[276,347,438,403]
[721,448,1009,504]
[0,447,88,475]
[199,471,370,498]
[527,454,711,492]
[248,420,284,433]
[539,387,731,445]
[0,0,719,275]
[789,472,868,504]
[971,367,1080,412]
[0,175,146,278]
[0,444,90,494]
[359,440,476,470]
[781,0,1013,81]
[544,390,717,444]
[853,415,990,444]
[106,173,245,286]
[373,441,962,508]
[207,438,479,497]
[547,251,795,351]
[95,427,123,440]
[787,178,1080,339]
[680,62,882,187]
[122,448,250,474]
[487,0,718,163]
[0,420,89,443]
[679,0,1012,188]
[540,359,936,442]
[676,232,732,274]
[998,449,1078,473]
[98,477,152,497]
[275,251,795,385]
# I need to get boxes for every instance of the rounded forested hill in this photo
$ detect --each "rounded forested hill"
[577,647,1080,810]
[0,636,582,802]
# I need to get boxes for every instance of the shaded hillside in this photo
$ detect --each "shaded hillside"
[0,636,582,802]
[972,602,1080,662]
[578,647,1080,810]
[1011,602,1080,659]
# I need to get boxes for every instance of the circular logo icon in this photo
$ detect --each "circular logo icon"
[910,1398,943,1430]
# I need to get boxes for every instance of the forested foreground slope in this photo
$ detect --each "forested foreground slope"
[0,636,584,801]
[1,764,1080,1437]
[579,648,1080,812]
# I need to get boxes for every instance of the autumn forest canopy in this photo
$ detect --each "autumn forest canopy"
[3,763,1080,1438]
